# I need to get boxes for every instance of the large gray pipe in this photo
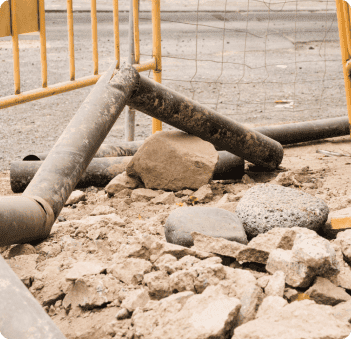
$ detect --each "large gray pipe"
[126,74,284,169]
[0,255,67,339]
[0,63,139,246]
[22,140,144,161]
[255,116,350,145]
[21,116,350,162]
[11,151,245,193]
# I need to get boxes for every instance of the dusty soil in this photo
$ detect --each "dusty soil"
[1,135,351,338]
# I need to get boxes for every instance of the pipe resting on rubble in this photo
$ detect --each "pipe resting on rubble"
[22,140,145,161]
[126,74,284,169]
[11,151,245,193]
[0,62,139,247]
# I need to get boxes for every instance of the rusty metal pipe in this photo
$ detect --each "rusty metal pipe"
[0,255,67,339]
[22,140,144,161]
[126,74,284,169]
[0,63,139,246]
[255,116,350,145]
[22,116,350,161]
[11,151,245,193]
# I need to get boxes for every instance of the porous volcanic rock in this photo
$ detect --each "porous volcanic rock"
[165,206,248,247]
[126,131,218,191]
[235,184,329,238]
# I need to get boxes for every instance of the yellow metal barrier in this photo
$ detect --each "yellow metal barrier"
[0,0,162,124]
[336,0,351,132]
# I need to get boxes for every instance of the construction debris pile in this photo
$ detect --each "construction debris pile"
[2,64,351,339]
[2,130,351,339]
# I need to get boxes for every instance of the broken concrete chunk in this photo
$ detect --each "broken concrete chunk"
[63,275,120,310]
[65,190,86,205]
[265,271,286,298]
[322,239,351,290]
[105,171,141,195]
[336,230,351,264]
[148,286,242,339]
[175,189,194,198]
[121,289,150,312]
[255,295,288,319]
[274,171,300,187]
[192,184,214,203]
[233,299,351,339]
[109,258,152,285]
[143,271,171,300]
[236,184,329,238]
[153,254,178,274]
[236,247,270,265]
[266,249,314,288]
[165,206,248,248]
[191,231,246,258]
[305,277,351,306]
[223,267,258,299]
[150,192,176,205]
[236,284,264,326]
[292,232,339,276]
[126,131,218,191]
[193,263,227,294]
[169,269,197,293]
[65,261,107,281]
[284,288,298,302]
[257,275,270,289]
[131,188,161,202]
[333,300,351,324]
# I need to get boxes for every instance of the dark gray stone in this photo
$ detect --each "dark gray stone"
[164,206,248,247]
[236,184,329,238]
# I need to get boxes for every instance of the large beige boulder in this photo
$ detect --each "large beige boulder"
[126,131,219,191]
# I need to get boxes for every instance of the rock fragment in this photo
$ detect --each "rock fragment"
[191,231,246,258]
[105,171,141,195]
[192,184,214,203]
[165,206,248,247]
[305,277,351,306]
[255,296,287,319]
[109,258,152,285]
[126,131,218,191]
[150,192,176,205]
[265,271,286,297]
[65,261,107,281]
[236,184,329,238]
[131,188,161,202]
[65,190,86,205]
[132,286,241,339]
[121,289,150,312]
[143,271,171,299]
[233,299,351,339]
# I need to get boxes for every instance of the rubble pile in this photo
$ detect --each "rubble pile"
[2,132,351,339]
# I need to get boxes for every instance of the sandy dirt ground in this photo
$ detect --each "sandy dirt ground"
[1,135,351,338]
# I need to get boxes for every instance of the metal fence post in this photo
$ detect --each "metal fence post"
[125,0,136,141]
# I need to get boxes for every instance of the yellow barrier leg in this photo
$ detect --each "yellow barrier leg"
[11,0,20,94]
[152,0,162,133]
[336,0,351,136]
[152,71,162,134]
